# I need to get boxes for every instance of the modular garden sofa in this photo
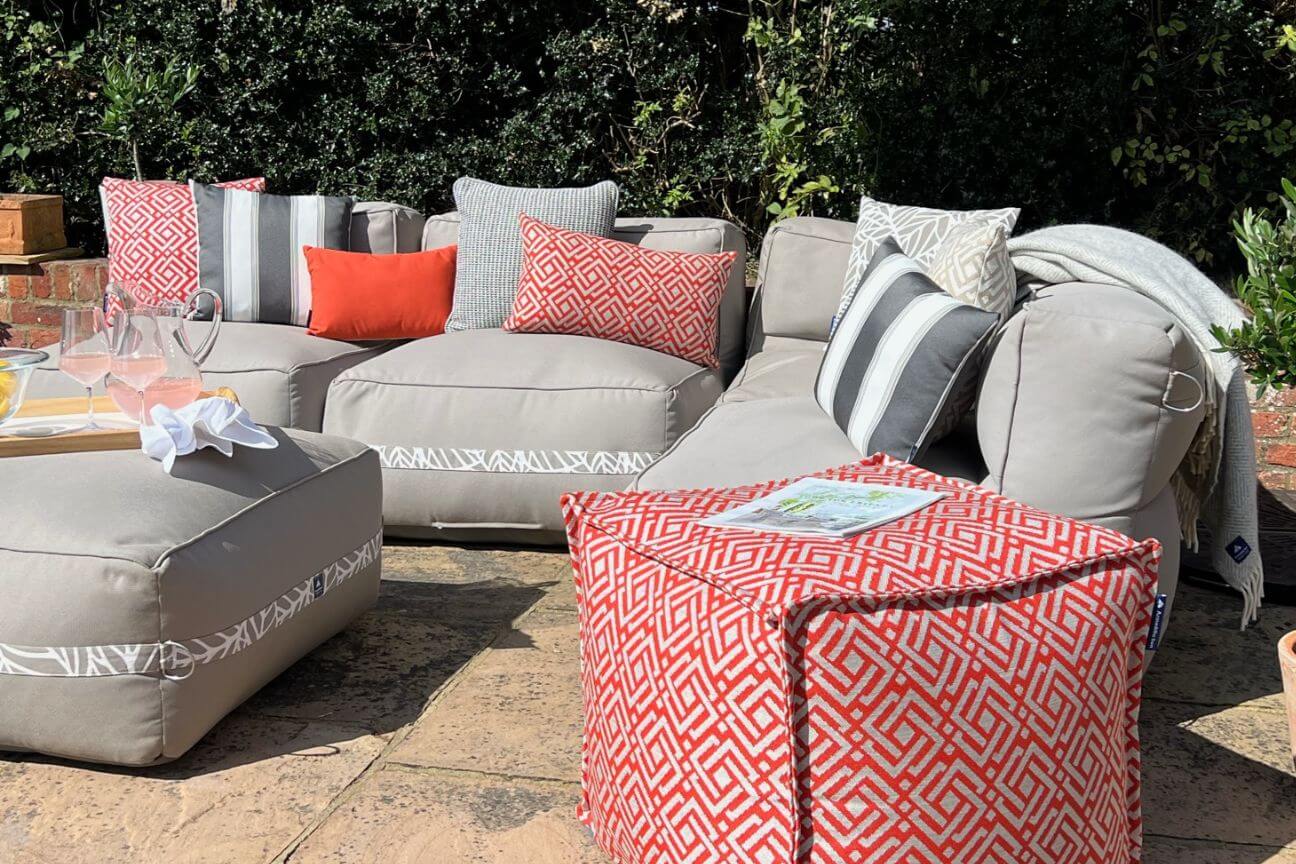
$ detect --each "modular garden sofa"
[29,204,1205,621]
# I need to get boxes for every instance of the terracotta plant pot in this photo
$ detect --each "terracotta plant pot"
[1279,630,1296,769]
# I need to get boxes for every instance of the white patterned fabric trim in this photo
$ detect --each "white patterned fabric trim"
[0,533,381,679]
[375,445,659,475]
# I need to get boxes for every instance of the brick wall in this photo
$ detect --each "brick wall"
[0,258,107,349]
[1255,386,1296,491]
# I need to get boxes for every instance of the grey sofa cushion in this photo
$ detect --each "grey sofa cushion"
[748,217,855,348]
[30,322,391,432]
[351,201,426,254]
[0,430,381,765]
[446,177,619,332]
[633,395,984,492]
[323,329,722,542]
[977,281,1206,526]
[424,211,749,383]
[192,183,354,326]
[722,339,823,403]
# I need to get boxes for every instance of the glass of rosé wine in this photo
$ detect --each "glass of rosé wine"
[108,306,167,427]
[59,307,111,430]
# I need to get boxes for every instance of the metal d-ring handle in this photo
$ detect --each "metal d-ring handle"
[1164,370,1205,414]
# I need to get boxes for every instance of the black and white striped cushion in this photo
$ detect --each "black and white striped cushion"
[192,182,353,326]
[816,237,999,461]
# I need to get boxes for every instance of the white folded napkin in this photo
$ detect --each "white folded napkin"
[140,397,278,473]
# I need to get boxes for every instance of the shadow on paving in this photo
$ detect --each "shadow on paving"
[1142,580,1296,861]
[10,567,553,781]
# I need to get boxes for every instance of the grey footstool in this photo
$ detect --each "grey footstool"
[0,428,382,766]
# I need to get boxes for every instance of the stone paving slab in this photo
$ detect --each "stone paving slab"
[0,714,385,864]
[4,543,1296,863]
[285,766,603,864]
[389,608,583,783]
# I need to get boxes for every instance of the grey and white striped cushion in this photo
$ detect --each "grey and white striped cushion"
[446,177,619,331]
[816,237,999,461]
[192,182,353,326]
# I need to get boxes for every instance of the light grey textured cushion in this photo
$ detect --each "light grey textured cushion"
[632,395,984,492]
[323,329,722,542]
[0,431,381,765]
[816,238,998,461]
[192,183,354,326]
[30,322,391,432]
[350,201,426,254]
[446,177,619,332]
[423,211,749,382]
[839,198,1020,314]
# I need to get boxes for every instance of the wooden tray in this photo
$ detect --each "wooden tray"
[0,389,238,458]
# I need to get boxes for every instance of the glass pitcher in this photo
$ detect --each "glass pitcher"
[103,284,223,421]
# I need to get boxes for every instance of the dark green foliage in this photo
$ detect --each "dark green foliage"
[1,0,1293,272]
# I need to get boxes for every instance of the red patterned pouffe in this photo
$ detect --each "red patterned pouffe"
[561,455,1160,864]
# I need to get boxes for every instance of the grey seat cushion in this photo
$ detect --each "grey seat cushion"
[323,329,723,542]
[30,322,392,432]
[351,201,426,254]
[722,339,823,403]
[634,395,985,491]
[0,430,382,765]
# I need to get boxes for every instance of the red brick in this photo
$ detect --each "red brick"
[49,263,73,301]
[1267,444,1296,468]
[5,276,30,301]
[29,274,52,299]
[19,325,59,349]
[9,302,65,327]
[1264,387,1296,408]
[1254,411,1290,438]
[1259,470,1296,490]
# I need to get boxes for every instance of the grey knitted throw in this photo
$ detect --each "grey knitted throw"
[1008,224,1263,627]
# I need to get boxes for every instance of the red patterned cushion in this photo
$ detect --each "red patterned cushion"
[504,213,735,367]
[100,177,266,306]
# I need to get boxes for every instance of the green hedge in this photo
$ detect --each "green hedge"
[3,0,1294,271]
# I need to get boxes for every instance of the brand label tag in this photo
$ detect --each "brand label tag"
[312,574,325,600]
[1146,594,1168,651]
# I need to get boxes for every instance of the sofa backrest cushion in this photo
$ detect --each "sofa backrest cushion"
[423,212,749,381]
[351,201,426,254]
[748,217,854,351]
[976,281,1206,523]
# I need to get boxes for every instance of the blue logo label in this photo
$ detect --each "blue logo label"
[1225,535,1252,564]
[1146,594,1168,651]
[312,574,325,599]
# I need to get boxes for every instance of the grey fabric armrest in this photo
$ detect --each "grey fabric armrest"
[977,281,1206,529]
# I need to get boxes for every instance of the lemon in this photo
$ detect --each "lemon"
[0,361,17,417]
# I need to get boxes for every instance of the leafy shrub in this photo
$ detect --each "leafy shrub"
[0,0,1293,274]
[1213,178,1296,394]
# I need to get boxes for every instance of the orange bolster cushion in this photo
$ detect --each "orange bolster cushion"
[304,244,457,340]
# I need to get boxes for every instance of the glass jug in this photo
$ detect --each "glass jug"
[103,284,223,421]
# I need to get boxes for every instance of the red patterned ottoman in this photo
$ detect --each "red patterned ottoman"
[561,455,1161,864]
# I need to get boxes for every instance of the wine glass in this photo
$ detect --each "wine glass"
[59,307,110,430]
[109,307,166,427]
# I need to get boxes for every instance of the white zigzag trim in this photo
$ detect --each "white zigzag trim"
[374,446,659,475]
[0,533,382,679]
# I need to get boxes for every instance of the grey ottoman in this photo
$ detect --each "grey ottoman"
[0,428,382,766]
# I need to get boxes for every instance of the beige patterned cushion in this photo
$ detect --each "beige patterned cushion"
[835,197,1019,324]
[928,221,1016,319]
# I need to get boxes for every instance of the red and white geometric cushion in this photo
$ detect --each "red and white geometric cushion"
[100,176,265,307]
[504,213,735,367]
[562,455,1160,864]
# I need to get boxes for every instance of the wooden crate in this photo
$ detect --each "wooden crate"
[0,194,67,255]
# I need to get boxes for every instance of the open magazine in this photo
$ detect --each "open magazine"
[699,477,946,538]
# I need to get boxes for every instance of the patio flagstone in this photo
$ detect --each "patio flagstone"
[3,542,1296,863]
